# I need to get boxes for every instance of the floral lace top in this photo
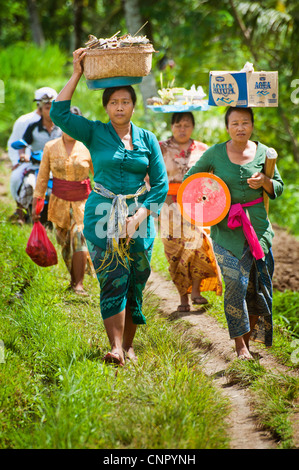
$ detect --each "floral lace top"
[159,137,208,184]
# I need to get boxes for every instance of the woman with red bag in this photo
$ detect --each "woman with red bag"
[32,106,94,295]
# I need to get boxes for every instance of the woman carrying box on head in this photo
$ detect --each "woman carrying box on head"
[183,106,284,360]
[50,48,168,366]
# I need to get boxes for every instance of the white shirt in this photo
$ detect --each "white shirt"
[7,110,40,165]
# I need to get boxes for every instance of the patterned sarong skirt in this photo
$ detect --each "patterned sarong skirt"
[86,240,152,324]
[213,242,274,346]
[160,199,222,297]
[54,211,92,275]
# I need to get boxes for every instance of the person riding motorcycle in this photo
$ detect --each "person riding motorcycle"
[14,91,61,224]
[8,87,58,225]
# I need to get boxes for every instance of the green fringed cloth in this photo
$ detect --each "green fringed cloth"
[93,182,148,263]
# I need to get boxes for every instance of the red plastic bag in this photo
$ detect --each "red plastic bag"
[26,199,58,267]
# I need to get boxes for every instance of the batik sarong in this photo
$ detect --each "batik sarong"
[86,240,152,324]
[54,211,92,275]
[213,242,274,346]
[160,200,222,297]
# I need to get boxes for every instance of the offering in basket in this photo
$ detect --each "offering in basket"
[83,32,156,81]
[146,85,209,112]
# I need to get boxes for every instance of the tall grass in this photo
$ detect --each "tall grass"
[273,290,299,338]
[0,42,107,147]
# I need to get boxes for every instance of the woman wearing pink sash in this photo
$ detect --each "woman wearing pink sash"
[32,106,94,295]
[184,107,284,360]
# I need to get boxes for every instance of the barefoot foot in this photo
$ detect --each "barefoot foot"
[124,347,138,363]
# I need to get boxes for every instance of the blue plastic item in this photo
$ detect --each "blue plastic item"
[147,102,210,113]
[11,139,28,149]
[31,150,43,162]
[86,76,143,90]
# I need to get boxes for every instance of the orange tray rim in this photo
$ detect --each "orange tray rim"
[177,172,231,227]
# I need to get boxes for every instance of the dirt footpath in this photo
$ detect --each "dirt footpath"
[147,271,276,449]
[147,224,299,449]
[272,223,299,292]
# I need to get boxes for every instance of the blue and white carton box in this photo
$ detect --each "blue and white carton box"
[247,71,278,107]
[208,70,278,107]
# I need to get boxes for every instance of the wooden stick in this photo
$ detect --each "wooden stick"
[132,21,148,37]
[263,148,277,214]
[128,21,149,48]
[109,31,121,39]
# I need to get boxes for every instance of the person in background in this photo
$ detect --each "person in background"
[32,106,94,296]
[184,107,284,360]
[159,112,222,312]
[16,90,61,224]
[21,92,61,158]
[49,48,168,366]
[8,87,57,224]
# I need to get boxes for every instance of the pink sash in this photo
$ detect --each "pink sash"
[227,197,264,260]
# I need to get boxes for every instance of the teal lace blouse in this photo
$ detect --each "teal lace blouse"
[50,100,168,251]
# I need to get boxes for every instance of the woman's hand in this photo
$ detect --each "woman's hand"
[247,172,274,195]
[73,48,87,77]
[31,197,41,223]
[247,172,265,189]
[124,207,150,245]
[125,215,140,243]
[31,211,41,223]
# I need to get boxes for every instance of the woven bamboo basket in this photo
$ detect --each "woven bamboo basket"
[83,45,155,80]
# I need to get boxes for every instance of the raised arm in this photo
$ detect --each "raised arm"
[55,48,87,102]
[50,48,94,147]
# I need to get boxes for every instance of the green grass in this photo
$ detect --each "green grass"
[273,290,299,339]
[0,180,230,449]
[0,272,230,448]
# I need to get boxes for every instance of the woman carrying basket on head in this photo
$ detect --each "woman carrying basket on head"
[159,112,222,312]
[184,107,284,360]
[50,48,168,366]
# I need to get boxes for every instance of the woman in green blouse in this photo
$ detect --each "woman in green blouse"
[184,107,284,360]
[50,48,168,366]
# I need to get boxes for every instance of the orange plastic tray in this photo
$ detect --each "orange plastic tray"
[177,172,231,226]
